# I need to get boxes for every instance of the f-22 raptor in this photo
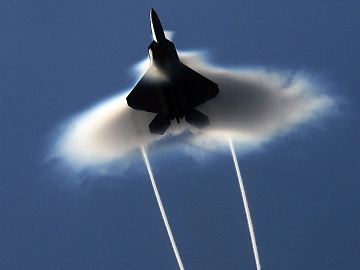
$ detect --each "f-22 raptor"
[126,9,219,135]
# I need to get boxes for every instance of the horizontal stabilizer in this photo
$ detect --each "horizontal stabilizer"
[149,112,171,135]
[185,107,210,129]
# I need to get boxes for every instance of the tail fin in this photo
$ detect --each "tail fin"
[185,107,210,129]
[149,112,171,135]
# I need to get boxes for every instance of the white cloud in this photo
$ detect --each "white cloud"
[49,51,335,172]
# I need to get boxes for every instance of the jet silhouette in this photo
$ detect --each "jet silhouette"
[126,9,219,135]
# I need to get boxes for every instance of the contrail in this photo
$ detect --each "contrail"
[140,145,185,270]
[228,136,261,270]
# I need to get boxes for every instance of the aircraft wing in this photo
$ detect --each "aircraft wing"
[126,68,160,113]
[179,63,219,108]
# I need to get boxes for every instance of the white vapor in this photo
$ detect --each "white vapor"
[229,136,261,270]
[50,51,334,172]
[141,145,185,270]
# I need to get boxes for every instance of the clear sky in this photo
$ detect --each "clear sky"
[1,1,359,269]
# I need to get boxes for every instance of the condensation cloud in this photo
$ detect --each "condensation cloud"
[50,51,334,172]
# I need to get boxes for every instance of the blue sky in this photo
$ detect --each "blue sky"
[1,1,359,269]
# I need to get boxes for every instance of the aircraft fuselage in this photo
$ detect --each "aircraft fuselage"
[126,9,219,134]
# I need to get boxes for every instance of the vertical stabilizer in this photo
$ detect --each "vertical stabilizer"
[149,111,171,135]
[185,107,210,129]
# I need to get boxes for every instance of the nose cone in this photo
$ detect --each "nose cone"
[150,8,157,20]
[150,8,166,45]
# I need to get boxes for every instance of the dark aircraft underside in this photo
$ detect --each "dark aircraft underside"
[127,63,219,134]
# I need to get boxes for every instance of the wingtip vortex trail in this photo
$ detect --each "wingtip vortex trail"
[140,145,185,270]
[228,136,261,270]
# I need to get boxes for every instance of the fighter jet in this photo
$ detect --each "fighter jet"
[126,9,219,135]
